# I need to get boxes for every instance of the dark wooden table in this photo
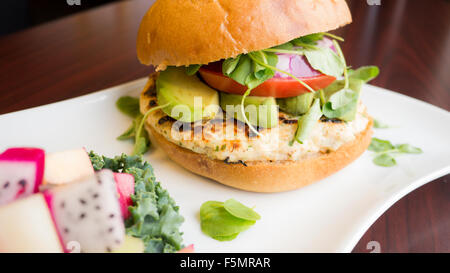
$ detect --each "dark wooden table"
[0,0,448,252]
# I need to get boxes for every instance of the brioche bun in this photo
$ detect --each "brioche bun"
[145,119,372,193]
[137,0,352,68]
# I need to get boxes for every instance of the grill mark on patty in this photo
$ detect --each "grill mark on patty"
[144,87,156,96]
[320,117,343,123]
[224,157,247,167]
[282,119,298,124]
[158,115,175,125]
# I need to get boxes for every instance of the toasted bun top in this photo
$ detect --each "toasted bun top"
[137,0,352,69]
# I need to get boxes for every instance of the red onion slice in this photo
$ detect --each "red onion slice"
[273,37,335,79]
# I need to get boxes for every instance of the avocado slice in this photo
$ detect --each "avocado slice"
[277,92,314,116]
[220,92,278,128]
[156,67,220,122]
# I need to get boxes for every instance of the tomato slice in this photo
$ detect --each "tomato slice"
[198,62,336,98]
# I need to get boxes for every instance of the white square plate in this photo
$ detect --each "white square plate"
[1,78,449,252]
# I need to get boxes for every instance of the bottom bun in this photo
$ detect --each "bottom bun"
[146,120,373,193]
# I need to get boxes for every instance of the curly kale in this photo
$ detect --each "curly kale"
[89,151,184,253]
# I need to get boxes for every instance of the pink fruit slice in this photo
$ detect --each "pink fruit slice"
[113,172,135,219]
[0,147,45,206]
[178,244,195,253]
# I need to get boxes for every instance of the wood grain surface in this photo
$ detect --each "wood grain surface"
[0,0,448,252]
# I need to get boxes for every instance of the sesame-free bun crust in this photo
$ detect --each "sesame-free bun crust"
[145,119,373,193]
[137,0,352,68]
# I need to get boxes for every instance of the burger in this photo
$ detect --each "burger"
[136,0,379,192]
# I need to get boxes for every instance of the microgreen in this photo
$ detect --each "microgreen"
[368,138,423,167]
[332,40,349,88]
[116,95,169,156]
[373,153,397,167]
[200,200,260,241]
[222,51,277,89]
[292,33,324,45]
[240,88,261,137]
[219,32,376,144]
[134,103,170,155]
[373,118,390,129]
[303,47,345,78]
[263,48,304,55]
[292,98,322,144]
[270,41,294,50]
[322,32,345,42]
[348,66,380,83]
[321,78,363,122]
[223,199,261,221]
[116,96,141,118]
[185,64,201,76]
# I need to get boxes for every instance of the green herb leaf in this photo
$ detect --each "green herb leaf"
[368,138,395,152]
[321,78,363,122]
[271,41,294,50]
[185,64,201,76]
[348,66,380,83]
[225,54,252,85]
[117,122,136,140]
[368,138,422,167]
[222,55,241,75]
[200,201,255,239]
[116,96,141,118]
[303,47,345,78]
[212,233,239,242]
[223,52,277,90]
[327,88,356,110]
[294,98,322,144]
[246,51,277,89]
[292,33,324,45]
[373,153,397,167]
[133,136,150,156]
[373,119,390,129]
[223,199,261,221]
[116,96,153,155]
[396,144,423,154]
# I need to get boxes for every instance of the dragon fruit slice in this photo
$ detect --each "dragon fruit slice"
[0,193,63,253]
[44,169,125,253]
[0,147,45,206]
[113,172,135,219]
